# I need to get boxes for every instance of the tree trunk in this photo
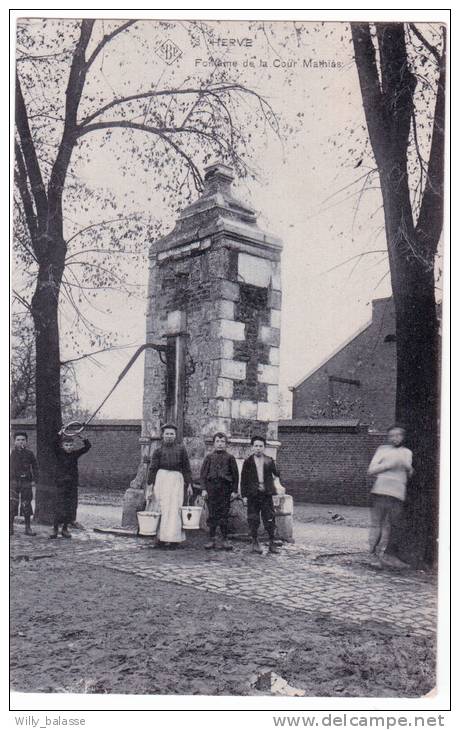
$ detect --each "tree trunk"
[16,20,102,523]
[31,266,64,523]
[351,22,443,567]
[379,176,440,567]
[394,270,439,567]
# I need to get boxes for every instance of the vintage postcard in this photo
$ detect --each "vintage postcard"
[10,10,449,719]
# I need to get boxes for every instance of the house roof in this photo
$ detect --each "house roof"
[290,319,372,391]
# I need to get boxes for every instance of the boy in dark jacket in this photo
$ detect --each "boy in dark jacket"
[200,432,239,550]
[241,435,280,554]
[51,431,91,538]
[10,431,38,536]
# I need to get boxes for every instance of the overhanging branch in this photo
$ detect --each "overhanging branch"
[65,215,139,247]
[78,82,271,129]
[76,120,204,190]
[85,20,137,69]
[409,23,442,65]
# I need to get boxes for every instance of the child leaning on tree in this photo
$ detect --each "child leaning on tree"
[367,424,414,562]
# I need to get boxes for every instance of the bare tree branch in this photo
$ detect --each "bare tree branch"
[408,23,442,65]
[65,247,142,261]
[350,24,390,165]
[48,20,95,213]
[323,250,387,274]
[65,215,139,247]
[321,168,377,205]
[85,20,137,69]
[79,119,229,152]
[76,120,204,189]
[65,260,142,288]
[12,289,32,311]
[78,83,270,128]
[61,342,139,366]
[15,74,48,221]
[16,44,74,61]
[14,142,38,243]
[415,26,446,254]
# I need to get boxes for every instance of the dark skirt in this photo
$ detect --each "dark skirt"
[55,480,78,524]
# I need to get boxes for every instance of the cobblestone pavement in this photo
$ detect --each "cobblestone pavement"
[10,520,437,639]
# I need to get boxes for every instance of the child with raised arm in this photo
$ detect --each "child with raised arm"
[51,431,91,539]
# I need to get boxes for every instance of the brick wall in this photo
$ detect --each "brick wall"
[278,423,383,506]
[11,420,384,505]
[10,421,142,491]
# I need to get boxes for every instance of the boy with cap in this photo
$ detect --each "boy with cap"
[241,435,280,554]
[10,431,38,536]
[200,432,239,550]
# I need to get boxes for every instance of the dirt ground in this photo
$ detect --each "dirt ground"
[10,555,435,698]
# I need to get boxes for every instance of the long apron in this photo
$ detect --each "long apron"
[153,469,185,543]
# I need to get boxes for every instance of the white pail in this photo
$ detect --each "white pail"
[137,511,161,536]
[274,495,294,542]
[181,505,203,529]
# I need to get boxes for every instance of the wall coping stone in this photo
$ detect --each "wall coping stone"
[11,419,142,430]
[204,437,281,447]
[279,418,369,433]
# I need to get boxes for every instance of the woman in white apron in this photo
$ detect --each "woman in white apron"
[146,424,193,547]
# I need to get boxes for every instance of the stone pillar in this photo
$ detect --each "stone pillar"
[142,161,283,480]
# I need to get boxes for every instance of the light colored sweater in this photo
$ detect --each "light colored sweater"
[368,445,413,501]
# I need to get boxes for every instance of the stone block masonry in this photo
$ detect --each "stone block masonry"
[220,359,247,381]
[211,318,246,341]
[257,402,279,422]
[142,162,283,481]
[259,326,281,347]
[257,364,279,385]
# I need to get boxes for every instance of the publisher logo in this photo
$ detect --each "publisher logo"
[155,39,182,65]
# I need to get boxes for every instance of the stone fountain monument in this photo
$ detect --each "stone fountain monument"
[122,162,283,527]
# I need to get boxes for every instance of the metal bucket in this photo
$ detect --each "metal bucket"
[181,505,202,530]
[137,511,161,536]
